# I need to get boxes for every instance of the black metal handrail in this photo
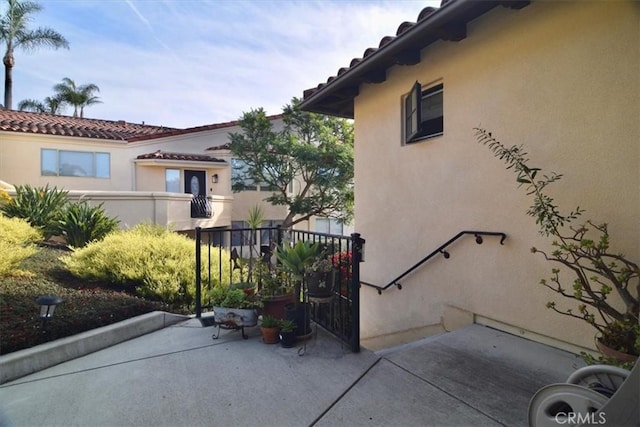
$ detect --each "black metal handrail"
[360,231,506,294]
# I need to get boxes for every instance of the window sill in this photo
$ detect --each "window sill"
[404,132,443,145]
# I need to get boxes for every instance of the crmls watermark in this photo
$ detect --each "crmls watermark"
[555,412,606,425]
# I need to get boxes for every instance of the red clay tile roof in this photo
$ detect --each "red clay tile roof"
[0,109,284,143]
[205,143,231,151]
[300,0,530,117]
[136,150,226,163]
[128,114,283,143]
[0,109,175,141]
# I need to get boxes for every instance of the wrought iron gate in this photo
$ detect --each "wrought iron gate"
[195,226,364,352]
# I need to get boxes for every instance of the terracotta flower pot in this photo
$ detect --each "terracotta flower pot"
[261,326,280,344]
[596,337,638,363]
[262,293,294,320]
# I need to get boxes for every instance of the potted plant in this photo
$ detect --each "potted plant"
[279,319,297,348]
[230,281,256,296]
[276,240,319,337]
[208,285,260,328]
[256,262,295,320]
[476,129,640,364]
[260,315,280,344]
[306,255,335,299]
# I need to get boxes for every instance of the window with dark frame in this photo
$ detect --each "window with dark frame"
[403,82,443,144]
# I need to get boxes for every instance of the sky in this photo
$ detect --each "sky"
[8,0,441,129]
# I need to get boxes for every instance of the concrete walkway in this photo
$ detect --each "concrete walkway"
[0,319,583,426]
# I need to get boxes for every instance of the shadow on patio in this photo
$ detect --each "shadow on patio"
[0,319,581,426]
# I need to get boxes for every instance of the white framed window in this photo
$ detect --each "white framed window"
[315,217,344,235]
[403,82,443,144]
[165,169,180,193]
[41,149,110,178]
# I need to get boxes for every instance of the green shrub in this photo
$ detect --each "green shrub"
[0,248,167,355]
[0,213,43,245]
[1,184,69,239]
[58,201,119,248]
[0,215,42,277]
[0,188,11,206]
[61,224,233,306]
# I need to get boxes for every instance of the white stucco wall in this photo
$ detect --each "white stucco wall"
[354,1,639,351]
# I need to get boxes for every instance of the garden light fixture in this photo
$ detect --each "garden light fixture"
[36,295,62,333]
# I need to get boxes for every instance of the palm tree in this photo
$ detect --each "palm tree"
[17,95,64,113]
[0,0,69,110]
[53,77,101,118]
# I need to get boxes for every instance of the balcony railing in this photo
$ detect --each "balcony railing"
[191,195,212,218]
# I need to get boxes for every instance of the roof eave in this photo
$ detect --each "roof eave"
[300,0,530,118]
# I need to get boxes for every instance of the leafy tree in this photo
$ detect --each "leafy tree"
[0,0,69,109]
[53,77,101,118]
[17,95,65,113]
[229,98,354,229]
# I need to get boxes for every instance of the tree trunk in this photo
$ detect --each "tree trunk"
[3,49,14,110]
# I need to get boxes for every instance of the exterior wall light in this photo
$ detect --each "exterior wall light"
[211,174,219,184]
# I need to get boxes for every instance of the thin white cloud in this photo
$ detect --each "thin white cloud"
[12,0,440,128]
[124,0,151,29]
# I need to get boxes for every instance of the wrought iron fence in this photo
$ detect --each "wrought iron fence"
[194,226,364,352]
[191,195,212,218]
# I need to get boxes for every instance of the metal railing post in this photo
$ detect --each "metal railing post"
[195,227,202,318]
[350,232,365,352]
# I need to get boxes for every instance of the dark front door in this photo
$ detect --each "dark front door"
[186,170,211,218]
[184,170,206,196]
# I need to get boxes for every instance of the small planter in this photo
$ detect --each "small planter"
[596,337,638,363]
[280,330,296,348]
[284,303,311,338]
[306,271,335,299]
[261,326,280,344]
[212,306,258,328]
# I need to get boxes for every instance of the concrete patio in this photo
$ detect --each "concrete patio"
[0,318,584,426]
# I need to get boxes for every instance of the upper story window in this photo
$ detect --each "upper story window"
[315,217,344,235]
[231,159,257,191]
[165,169,180,192]
[404,82,443,144]
[41,149,110,178]
[232,158,280,192]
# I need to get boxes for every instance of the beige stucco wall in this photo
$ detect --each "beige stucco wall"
[65,191,232,231]
[0,132,131,190]
[128,126,238,198]
[0,118,287,231]
[353,1,639,351]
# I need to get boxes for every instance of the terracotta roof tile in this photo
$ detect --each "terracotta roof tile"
[0,110,284,144]
[300,0,459,115]
[302,0,535,117]
[205,143,231,151]
[136,150,225,163]
[319,1,449,91]
[128,114,284,143]
[0,109,175,141]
